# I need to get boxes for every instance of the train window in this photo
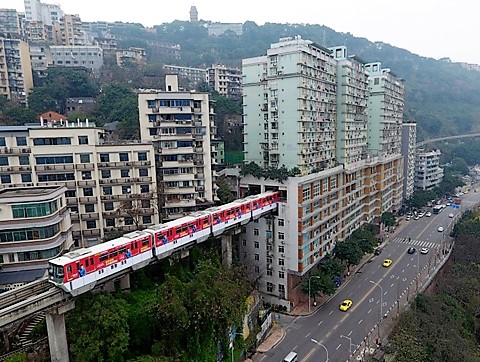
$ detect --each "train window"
[56,266,64,277]
[142,239,148,246]
[66,265,72,273]
[90,257,94,266]
[85,259,89,267]
[76,262,80,271]
[99,253,108,262]
[109,250,118,258]
[119,247,127,254]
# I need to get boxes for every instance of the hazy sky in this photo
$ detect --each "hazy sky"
[4,0,480,64]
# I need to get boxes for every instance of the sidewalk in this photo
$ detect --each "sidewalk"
[254,220,408,355]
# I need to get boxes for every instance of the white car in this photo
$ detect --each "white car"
[425,212,432,217]
[420,247,429,254]
[448,213,454,218]
[437,226,444,232]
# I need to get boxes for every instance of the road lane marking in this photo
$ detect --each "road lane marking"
[329,310,334,315]
[390,283,394,287]
[348,330,353,336]
[318,321,323,326]
[305,332,311,338]
[358,319,363,325]
[368,308,372,314]
[336,344,342,350]
[300,347,316,362]
[402,269,405,273]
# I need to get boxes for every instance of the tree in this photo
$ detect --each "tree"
[67,293,129,362]
[320,254,345,278]
[380,211,396,228]
[301,272,335,301]
[216,176,236,204]
[2,107,37,125]
[334,239,363,269]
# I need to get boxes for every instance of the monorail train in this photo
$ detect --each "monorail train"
[48,191,279,296]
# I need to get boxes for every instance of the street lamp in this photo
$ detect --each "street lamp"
[310,338,329,361]
[369,280,384,320]
[308,275,321,313]
[340,335,357,354]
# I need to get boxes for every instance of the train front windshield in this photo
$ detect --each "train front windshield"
[48,263,64,281]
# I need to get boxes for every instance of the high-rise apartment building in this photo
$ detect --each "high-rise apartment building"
[49,45,103,73]
[238,36,405,309]
[207,64,242,101]
[402,122,417,200]
[55,14,86,46]
[0,38,33,106]
[414,148,443,190]
[0,185,73,289]
[0,121,158,247]
[0,9,22,38]
[138,74,216,221]
[163,65,207,85]
[24,0,63,26]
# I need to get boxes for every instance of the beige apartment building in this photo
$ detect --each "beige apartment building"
[138,74,216,221]
[0,121,158,247]
[0,37,33,106]
[238,36,404,309]
[207,64,242,101]
[0,185,73,289]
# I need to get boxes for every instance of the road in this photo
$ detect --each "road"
[253,190,480,362]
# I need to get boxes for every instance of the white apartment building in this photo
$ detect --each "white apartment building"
[0,121,158,247]
[0,9,22,38]
[207,64,242,101]
[239,37,405,309]
[0,37,33,106]
[402,122,417,199]
[414,148,444,190]
[49,45,103,73]
[0,185,73,289]
[138,74,216,221]
[163,65,207,86]
[24,0,64,26]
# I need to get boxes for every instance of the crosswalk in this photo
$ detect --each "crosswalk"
[390,237,439,250]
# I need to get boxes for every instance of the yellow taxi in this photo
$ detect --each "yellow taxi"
[339,299,353,312]
[382,258,393,267]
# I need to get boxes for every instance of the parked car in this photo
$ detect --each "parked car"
[425,211,432,217]
[374,248,382,256]
[438,226,444,232]
[420,248,429,254]
[449,213,454,218]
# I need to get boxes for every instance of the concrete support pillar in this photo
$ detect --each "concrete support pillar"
[221,234,233,268]
[120,274,130,291]
[103,280,115,292]
[3,330,10,352]
[46,301,75,362]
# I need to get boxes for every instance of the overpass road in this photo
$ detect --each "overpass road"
[253,190,480,362]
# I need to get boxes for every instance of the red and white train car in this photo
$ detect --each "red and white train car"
[48,230,153,296]
[146,212,212,259]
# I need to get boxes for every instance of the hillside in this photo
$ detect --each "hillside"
[109,20,480,141]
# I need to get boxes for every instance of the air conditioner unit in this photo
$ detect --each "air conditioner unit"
[281,267,285,271]
[281,241,285,244]
[281,254,285,258]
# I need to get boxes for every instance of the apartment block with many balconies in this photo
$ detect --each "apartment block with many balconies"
[402,122,417,200]
[0,185,73,289]
[414,148,443,191]
[237,36,405,309]
[0,121,158,247]
[0,37,33,106]
[138,74,216,221]
[207,64,242,101]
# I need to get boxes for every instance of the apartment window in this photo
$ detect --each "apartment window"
[124,217,133,225]
[122,186,131,194]
[105,219,115,227]
[101,170,111,178]
[66,190,76,198]
[104,202,114,211]
[254,241,259,249]
[242,239,246,246]
[120,169,129,178]
[302,185,311,201]
[119,153,129,162]
[103,186,112,195]
[138,152,147,161]
[147,100,156,109]
[82,171,92,180]
[266,282,274,293]
[313,182,320,197]
[254,228,259,236]
[99,153,110,162]
[142,215,152,224]
[83,188,93,197]
[0,157,8,166]
[266,269,273,276]
[86,220,96,229]
[322,179,328,193]
[21,174,32,182]
[254,254,259,261]
[16,137,27,146]
[0,138,5,146]
[0,175,11,184]
[140,185,149,193]
[279,258,285,266]
[139,168,148,177]
[278,245,284,253]
[19,156,29,165]
[279,271,285,279]
[279,284,285,293]
[254,266,259,273]
[80,154,90,163]
[330,176,336,189]
[278,219,284,227]
[278,232,285,240]
[85,204,95,213]
[78,135,88,145]
[149,128,158,136]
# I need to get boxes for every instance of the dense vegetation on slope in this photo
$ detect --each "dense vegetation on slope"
[388,210,480,361]
[109,20,480,141]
